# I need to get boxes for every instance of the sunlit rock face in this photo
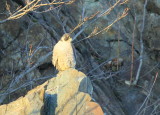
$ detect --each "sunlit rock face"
[0,68,103,115]
[0,0,160,115]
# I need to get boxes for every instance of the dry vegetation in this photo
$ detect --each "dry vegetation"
[0,0,159,114]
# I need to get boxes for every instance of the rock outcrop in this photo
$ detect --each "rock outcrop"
[0,0,160,114]
[0,68,103,115]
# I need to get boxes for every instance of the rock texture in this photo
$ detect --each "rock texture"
[0,69,103,115]
[0,0,160,115]
[0,83,46,115]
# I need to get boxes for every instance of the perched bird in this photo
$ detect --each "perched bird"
[52,33,76,71]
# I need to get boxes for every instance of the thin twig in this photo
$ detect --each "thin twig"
[135,72,158,115]
[0,19,8,24]
[0,0,75,23]
[72,1,128,41]
[74,8,129,44]
[130,7,137,83]
[133,0,148,85]
[0,75,53,97]
[0,51,52,104]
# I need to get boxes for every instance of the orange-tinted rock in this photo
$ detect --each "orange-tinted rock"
[0,69,103,115]
[85,102,104,115]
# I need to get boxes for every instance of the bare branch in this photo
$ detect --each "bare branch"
[135,72,158,115]
[0,51,52,104]
[130,5,137,83]
[0,0,75,23]
[0,19,8,24]
[133,0,148,85]
[87,8,129,38]
[0,75,53,97]
[72,0,129,41]
[74,8,129,44]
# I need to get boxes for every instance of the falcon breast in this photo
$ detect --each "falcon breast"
[52,33,76,71]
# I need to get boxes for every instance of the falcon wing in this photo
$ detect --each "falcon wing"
[52,43,59,67]
[72,44,76,66]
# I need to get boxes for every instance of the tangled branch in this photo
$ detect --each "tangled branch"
[72,0,129,42]
[0,0,75,23]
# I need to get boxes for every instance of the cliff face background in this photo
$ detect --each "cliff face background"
[0,0,160,114]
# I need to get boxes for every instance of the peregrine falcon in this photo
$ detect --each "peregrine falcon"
[52,33,76,71]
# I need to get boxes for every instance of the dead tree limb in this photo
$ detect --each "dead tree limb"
[133,0,148,85]
[0,51,52,104]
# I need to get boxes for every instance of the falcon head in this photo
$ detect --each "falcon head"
[61,33,72,42]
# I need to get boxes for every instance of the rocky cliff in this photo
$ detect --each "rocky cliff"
[0,0,160,115]
[0,68,104,115]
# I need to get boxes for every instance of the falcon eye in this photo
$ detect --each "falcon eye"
[64,36,70,41]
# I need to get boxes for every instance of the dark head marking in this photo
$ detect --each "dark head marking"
[61,33,72,41]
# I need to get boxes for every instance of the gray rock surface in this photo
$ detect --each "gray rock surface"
[0,0,160,114]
